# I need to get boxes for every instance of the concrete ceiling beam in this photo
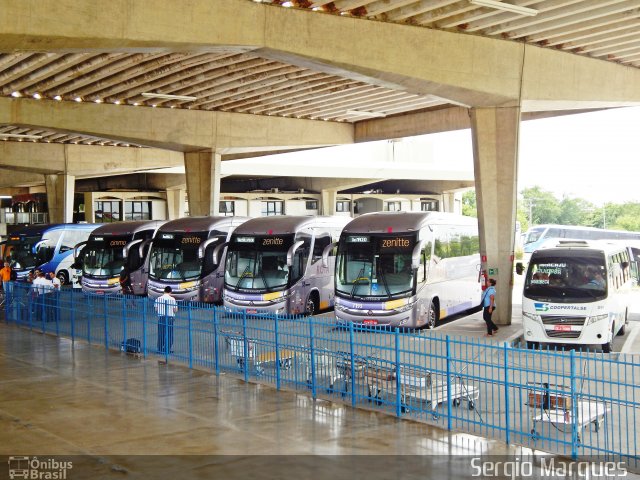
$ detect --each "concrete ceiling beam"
[0,96,353,152]
[0,0,637,110]
[0,141,184,176]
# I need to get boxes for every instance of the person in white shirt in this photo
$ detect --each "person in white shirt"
[154,286,178,354]
[31,271,53,322]
[48,272,62,323]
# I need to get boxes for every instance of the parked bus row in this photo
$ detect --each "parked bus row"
[0,212,486,329]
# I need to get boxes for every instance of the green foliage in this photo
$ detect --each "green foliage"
[461,188,640,233]
[462,190,477,218]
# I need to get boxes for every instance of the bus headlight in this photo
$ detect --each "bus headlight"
[396,302,414,313]
[523,312,541,323]
[587,314,608,325]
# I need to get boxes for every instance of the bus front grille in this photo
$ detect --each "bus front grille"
[541,316,586,326]
[545,330,581,339]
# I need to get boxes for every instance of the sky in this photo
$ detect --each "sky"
[227,106,640,206]
[429,106,640,206]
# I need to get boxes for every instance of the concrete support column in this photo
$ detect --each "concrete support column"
[321,189,337,215]
[184,151,221,217]
[470,106,520,326]
[166,188,186,220]
[45,174,75,223]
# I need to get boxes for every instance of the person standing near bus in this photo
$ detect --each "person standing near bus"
[1,261,13,297]
[154,286,178,354]
[482,278,499,336]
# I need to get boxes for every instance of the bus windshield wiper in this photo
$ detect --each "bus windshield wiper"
[377,269,391,296]
[235,265,252,289]
[350,267,370,297]
[259,266,271,292]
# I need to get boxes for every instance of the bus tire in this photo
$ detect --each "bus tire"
[602,327,615,353]
[526,341,539,350]
[305,292,318,316]
[425,300,439,329]
[617,311,628,336]
[57,270,69,285]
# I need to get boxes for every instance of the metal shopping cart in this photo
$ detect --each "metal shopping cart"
[222,330,296,375]
[331,351,368,396]
[526,382,609,443]
[365,358,480,418]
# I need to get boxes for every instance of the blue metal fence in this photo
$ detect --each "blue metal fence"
[3,283,639,467]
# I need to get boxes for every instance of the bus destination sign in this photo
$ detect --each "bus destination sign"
[346,236,369,243]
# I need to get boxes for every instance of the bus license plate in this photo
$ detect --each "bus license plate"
[553,325,572,332]
[363,319,378,325]
[246,309,257,314]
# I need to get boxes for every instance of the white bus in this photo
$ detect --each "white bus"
[223,216,349,315]
[77,221,165,295]
[521,240,631,352]
[333,211,482,329]
[523,224,640,260]
[147,216,249,303]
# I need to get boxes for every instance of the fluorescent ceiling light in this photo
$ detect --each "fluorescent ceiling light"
[346,109,386,118]
[470,0,538,16]
[0,133,43,140]
[141,92,197,101]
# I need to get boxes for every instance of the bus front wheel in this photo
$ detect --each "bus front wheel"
[57,270,69,285]
[425,300,439,329]
[602,327,615,353]
[305,293,318,316]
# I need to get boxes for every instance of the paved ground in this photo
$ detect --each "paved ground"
[0,324,539,480]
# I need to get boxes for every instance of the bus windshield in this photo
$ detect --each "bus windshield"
[82,236,129,277]
[224,235,296,292]
[4,235,42,270]
[524,227,546,245]
[336,234,415,299]
[148,232,210,281]
[524,253,607,302]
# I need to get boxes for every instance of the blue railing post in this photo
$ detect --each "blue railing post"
[164,313,169,363]
[504,342,511,445]
[142,298,147,357]
[87,296,91,344]
[40,295,45,333]
[28,287,33,331]
[570,349,578,459]
[349,321,356,408]
[446,335,452,431]
[188,302,193,369]
[395,328,402,417]
[242,310,249,382]
[275,315,281,390]
[309,316,316,399]
[213,306,220,375]
[122,294,127,352]
[70,288,75,343]
[103,294,108,349]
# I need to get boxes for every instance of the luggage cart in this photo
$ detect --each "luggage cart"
[365,359,480,418]
[222,330,296,375]
[330,351,368,396]
[526,382,609,443]
[303,347,338,388]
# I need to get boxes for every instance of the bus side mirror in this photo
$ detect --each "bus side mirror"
[321,242,337,268]
[515,262,524,275]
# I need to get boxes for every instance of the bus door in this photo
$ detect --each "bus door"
[287,237,310,313]
[125,239,152,295]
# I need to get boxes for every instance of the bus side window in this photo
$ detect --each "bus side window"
[312,234,331,263]
[419,242,432,283]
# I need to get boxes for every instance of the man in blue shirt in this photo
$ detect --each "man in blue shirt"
[482,278,499,336]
